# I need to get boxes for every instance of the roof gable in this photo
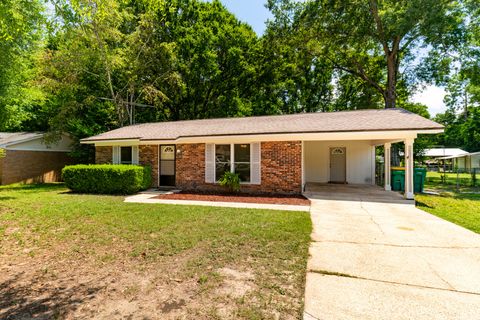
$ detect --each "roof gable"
[0,132,44,148]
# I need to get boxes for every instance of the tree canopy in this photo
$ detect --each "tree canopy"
[0,0,479,159]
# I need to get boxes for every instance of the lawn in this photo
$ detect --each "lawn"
[0,184,311,319]
[416,192,480,234]
[425,171,478,190]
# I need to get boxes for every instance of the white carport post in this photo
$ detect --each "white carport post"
[404,138,415,199]
[384,143,392,191]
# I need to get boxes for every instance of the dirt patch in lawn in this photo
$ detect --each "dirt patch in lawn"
[0,185,311,319]
[155,191,311,206]
[0,246,257,320]
[0,238,304,320]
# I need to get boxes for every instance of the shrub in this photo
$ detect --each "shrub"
[62,164,152,194]
[219,172,241,193]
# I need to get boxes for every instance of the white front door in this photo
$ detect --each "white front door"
[330,147,346,183]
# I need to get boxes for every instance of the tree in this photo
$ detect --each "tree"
[0,0,45,130]
[39,0,263,159]
[268,0,467,109]
[252,24,334,115]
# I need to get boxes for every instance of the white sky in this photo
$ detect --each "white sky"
[411,86,447,116]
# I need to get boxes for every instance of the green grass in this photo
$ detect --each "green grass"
[426,171,478,188]
[416,192,480,234]
[0,183,312,318]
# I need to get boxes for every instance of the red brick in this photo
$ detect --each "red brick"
[139,145,159,187]
[95,146,112,164]
[176,142,302,194]
[1,150,73,185]
[96,142,303,194]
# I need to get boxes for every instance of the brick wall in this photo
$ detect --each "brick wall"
[260,141,302,194]
[139,145,159,187]
[95,145,159,187]
[176,143,205,190]
[93,141,302,194]
[1,150,73,185]
[175,141,302,194]
[95,146,112,164]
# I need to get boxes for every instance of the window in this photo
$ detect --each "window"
[215,144,251,183]
[120,146,133,164]
[234,144,250,182]
[215,144,231,181]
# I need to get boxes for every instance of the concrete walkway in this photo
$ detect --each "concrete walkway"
[124,191,310,212]
[303,185,480,320]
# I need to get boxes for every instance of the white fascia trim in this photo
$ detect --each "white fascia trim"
[175,130,429,144]
[86,139,141,146]
[370,139,406,146]
[83,129,443,146]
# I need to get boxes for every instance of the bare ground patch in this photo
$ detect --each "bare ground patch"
[1,248,302,319]
[0,185,310,319]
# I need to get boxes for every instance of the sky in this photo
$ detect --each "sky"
[219,0,447,116]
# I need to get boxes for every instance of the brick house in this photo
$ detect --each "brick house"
[81,109,443,199]
[0,132,73,185]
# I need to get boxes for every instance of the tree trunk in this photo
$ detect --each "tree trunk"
[385,54,397,109]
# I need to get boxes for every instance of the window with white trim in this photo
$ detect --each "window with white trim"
[120,146,133,164]
[113,145,139,165]
[215,144,251,182]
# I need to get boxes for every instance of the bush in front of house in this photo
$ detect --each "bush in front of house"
[62,164,152,194]
[219,172,241,193]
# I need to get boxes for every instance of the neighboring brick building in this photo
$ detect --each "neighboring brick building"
[0,132,74,185]
[84,109,444,198]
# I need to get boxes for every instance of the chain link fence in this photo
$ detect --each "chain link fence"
[426,168,479,190]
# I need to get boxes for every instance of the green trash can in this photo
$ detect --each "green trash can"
[391,167,427,193]
[414,168,427,193]
[391,169,405,191]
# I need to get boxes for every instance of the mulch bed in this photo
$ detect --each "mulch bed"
[155,191,311,206]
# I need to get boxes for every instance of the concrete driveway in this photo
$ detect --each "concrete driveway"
[303,185,480,320]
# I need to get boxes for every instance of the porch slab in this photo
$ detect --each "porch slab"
[304,183,411,204]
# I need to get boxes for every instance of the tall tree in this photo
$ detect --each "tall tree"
[148,0,258,120]
[252,24,335,115]
[0,0,45,130]
[268,0,467,109]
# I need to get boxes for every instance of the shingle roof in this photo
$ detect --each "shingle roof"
[81,108,444,142]
[0,132,44,147]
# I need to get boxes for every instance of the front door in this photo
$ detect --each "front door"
[330,147,346,183]
[159,145,176,187]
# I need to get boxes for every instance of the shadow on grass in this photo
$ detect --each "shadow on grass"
[0,196,16,201]
[0,183,66,193]
[58,190,129,197]
[415,200,433,209]
[0,272,101,319]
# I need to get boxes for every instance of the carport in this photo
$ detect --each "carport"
[302,133,428,199]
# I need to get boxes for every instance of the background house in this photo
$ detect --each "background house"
[423,148,468,171]
[0,132,73,185]
[438,151,480,173]
[424,148,468,159]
